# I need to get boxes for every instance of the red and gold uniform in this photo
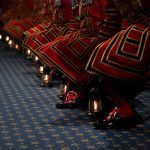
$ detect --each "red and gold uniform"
[86,0,150,129]
[35,0,122,89]
[22,0,55,38]
[3,0,52,41]
[86,0,150,91]
[22,0,80,53]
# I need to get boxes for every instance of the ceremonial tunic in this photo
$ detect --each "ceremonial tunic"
[34,0,122,89]
[86,0,150,88]
[22,0,55,38]
[3,0,52,41]
[22,0,79,53]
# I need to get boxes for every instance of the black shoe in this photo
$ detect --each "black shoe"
[93,114,136,129]
[87,112,98,118]
[56,101,80,109]
[87,110,108,121]
[87,111,105,122]
[58,94,65,100]
[107,115,136,129]
[93,119,109,129]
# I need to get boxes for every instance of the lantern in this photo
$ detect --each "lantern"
[59,84,68,100]
[0,34,2,40]
[40,66,52,87]
[15,44,19,49]
[32,55,39,65]
[5,36,9,42]
[58,75,69,100]
[37,60,44,77]
[88,98,102,114]
[8,39,13,47]
[26,49,32,59]
[15,44,22,53]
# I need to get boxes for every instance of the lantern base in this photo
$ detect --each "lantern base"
[36,73,42,79]
[87,112,99,119]
[58,94,65,100]
[40,82,53,87]
[87,111,104,122]
[26,56,32,60]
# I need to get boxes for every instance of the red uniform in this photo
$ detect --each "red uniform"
[86,0,150,129]
[22,0,55,37]
[22,0,80,53]
[3,0,52,41]
[86,0,150,89]
[35,0,122,89]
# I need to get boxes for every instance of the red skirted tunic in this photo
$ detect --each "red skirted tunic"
[22,0,80,52]
[3,0,53,41]
[35,0,123,89]
[86,0,150,88]
[22,0,55,37]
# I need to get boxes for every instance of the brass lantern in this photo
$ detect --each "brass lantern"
[41,66,52,87]
[15,44,21,53]
[15,44,19,49]
[37,60,44,77]
[59,84,68,100]
[5,36,9,42]
[32,55,39,65]
[0,34,2,40]
[88,98,102,113]
[8,39,13,48]
[26,49,32,59]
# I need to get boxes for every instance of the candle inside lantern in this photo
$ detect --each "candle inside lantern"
[15,44,19,49]
[8,39,13,45]
[27,49,31,56]
[32,55,39,65]
[6,36,9,41]
[88,98,102,113]
[34,56,39,63]
[43,74,51,84]
[0,34,2,40]
[93,100,98,111]
[40,66,52,87]
[64,84,68,96]
[26,49,33,59]
[37,61,45,77]
[39,66,44,74]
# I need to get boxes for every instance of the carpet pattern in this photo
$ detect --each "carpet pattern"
[0,41,150,150]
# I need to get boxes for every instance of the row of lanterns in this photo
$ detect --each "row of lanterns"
[0,33,20,50]
[26,49,52,87]
[0,33,103,117]
[0,33,52,87]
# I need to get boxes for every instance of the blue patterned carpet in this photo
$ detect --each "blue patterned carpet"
[0,41,150,150]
